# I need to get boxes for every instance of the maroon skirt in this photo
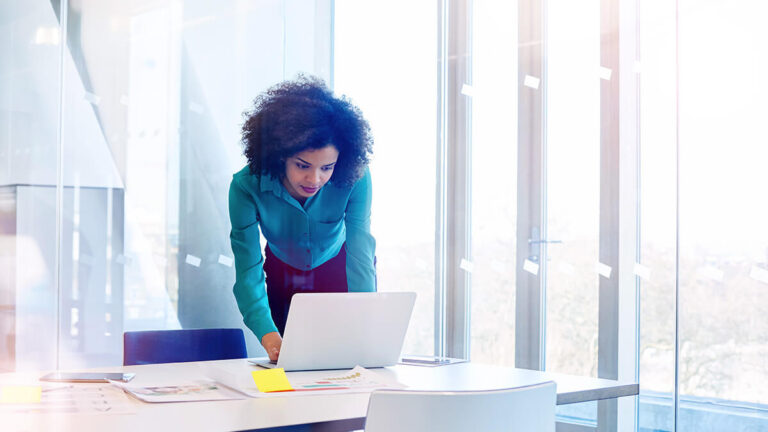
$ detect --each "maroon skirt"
[264,244,349,336]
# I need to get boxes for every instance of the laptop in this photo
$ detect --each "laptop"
[250,291,416,371]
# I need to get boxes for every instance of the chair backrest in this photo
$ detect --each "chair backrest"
[364,381,556,432]
[123,328,247,366]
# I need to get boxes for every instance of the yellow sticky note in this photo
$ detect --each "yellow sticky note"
[1,386,42,403]
[252,368,293,393]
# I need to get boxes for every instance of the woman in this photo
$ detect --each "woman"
[229,76,376,362]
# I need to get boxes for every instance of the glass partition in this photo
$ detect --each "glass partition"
[0,0,63,372]
[2,0,332,370]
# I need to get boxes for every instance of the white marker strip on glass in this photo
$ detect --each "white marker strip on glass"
[459,258,474,273]
[596,262,612,279]
[599,66,613,81]
[460,84,475,97]
[523,259,539,275]
[523,75,540,89]
[34,27,60,45]
[115,254,132,266]
[750,266,768,284]
[218,255,234,267]
[633,263,651,281]
[185,254,201,267]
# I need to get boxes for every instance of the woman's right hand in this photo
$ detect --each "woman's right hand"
[261,331,282,362]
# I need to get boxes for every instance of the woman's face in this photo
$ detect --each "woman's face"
[282,145,339,201]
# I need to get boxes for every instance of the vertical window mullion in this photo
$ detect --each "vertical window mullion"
[435,0,449,359]
[439,0,472,360]
[515,0,546,372]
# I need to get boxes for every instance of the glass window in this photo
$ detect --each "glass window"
[469,0,518,366]
[638,0,677,431]
[639,1,768,430]
[334,0,437,355]
[676,1,768,430]
[544,0,601,378]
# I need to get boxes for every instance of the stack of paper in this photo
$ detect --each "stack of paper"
[111,380,245,403]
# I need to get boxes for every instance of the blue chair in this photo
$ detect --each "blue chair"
[123,328,247,366]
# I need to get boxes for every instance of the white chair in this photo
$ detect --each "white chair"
[364,381,556,432]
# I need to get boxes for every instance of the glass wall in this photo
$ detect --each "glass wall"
[1,0,332,370]
[463,0,768,430]
[334,0,437,356]
[468,0,518,366]
[638,0,677,430]
[638,1,768,431]
[675,1,768,430]
[543,0,601,379]
[0,0,63,373]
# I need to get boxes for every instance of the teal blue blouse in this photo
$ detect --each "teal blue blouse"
[228,166,376,341]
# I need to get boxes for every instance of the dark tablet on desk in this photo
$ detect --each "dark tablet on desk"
[40,372,135,383]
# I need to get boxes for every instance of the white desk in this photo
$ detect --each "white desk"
[2,359,638,432]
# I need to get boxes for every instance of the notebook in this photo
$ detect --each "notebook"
[250,292,416,371]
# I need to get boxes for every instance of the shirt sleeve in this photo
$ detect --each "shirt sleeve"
[344,167,377,292]
[229,176,278,341]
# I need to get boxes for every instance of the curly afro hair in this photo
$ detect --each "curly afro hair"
[241,75,373,188]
